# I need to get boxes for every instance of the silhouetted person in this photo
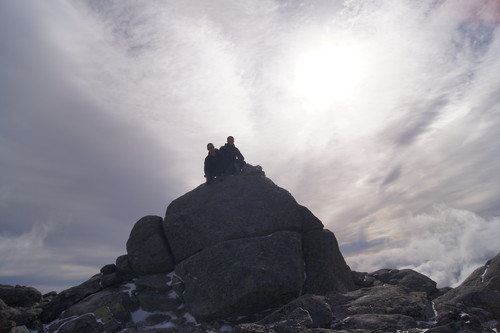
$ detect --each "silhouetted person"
[204,143,221,184]
[219,136,245,175]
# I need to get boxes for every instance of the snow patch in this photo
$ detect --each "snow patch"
[431,301,438,319]
[481,265,490,283]
[184,312,197,324]
[166,270,183,285]
[122,282,137,297]
[131,308,153,323]
[168,290,179,299]
[485,320,498,332]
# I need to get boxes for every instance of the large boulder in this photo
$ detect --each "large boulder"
[362,268,439,298]
[257,294,333,328]
[126,215,174,275]
[160,173,353,320]
[433,253,500,330]
[175,231,304,320]
[60,286,138,331]
[39,274,102,323]
[163,175,323,262]
[303,229,355,294]
[47,313,104,333]
[343,285,433,320]
[0,285,41,308]
[460,252,500,290]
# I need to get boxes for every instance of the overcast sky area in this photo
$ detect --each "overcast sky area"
[1,0,499,293]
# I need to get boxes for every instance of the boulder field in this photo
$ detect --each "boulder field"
[1,165,499,332]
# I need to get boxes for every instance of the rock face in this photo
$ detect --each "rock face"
[1,167,499,333]
[126,215,174,275]
[175,231,304,320]
[0,285,41,308]
[162,172,353,319]
[303,229,354,294]
[163,175,323,262]
[432,253,500,331]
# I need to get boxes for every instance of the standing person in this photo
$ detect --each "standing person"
[219,136,245,175]
[204,143,220,184]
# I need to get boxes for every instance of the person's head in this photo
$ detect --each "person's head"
[207,143,215,152]
[227,136,234,145]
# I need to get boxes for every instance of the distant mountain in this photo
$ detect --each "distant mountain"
[1,165,499,332]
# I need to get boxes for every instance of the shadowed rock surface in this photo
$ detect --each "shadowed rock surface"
[126,215,175,275]
[163,175,323,262]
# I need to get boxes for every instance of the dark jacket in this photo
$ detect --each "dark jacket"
[204,149,220,177]
[219,144,245,174]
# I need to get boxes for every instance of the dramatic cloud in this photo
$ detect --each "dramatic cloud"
[1,0,499,292]
[348,204,500,287]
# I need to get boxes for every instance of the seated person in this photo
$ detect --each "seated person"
[204,143,221,184]
[219,136,245,175]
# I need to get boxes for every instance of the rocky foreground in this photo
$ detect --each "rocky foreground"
[1,165,499,333]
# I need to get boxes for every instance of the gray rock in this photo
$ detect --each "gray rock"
[0,284,41,307]
[390,269,438,297]
[163,176,322,262]
[344,285,433,320]
[0,319,16,333]
[134,274,182,312]
[0,299,8,312]
[426,323,461,333]
[369,268,399,283]
[335,313,417,331]
[241,163,266,176]
[9,326,30,333]
[136,290,182,312]
[100,263,117,275]
[351,271,375,287]
[434,253,500,322]
[269,307,313,333]
[431,309,486,332]
[258,294,333,328]
[434,286,500,319]
[48,313,104,333]
[302,229,355,294]
[135,273,172,292]
[170,274,186,301]
[116,254,134,275]
[460,252,500,290]
[62,286,138,330]
[0,299,19,321]
[232,323,277,333]
[175,231,304,320]
[40,274,102,323]
[366,268,438,298]
[8,308,40,329]
[137,312,172,328]
[100,272,125,288]
[127,215,175,275]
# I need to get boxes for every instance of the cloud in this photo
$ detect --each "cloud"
[0,222,54,258]
[346,204,500,287]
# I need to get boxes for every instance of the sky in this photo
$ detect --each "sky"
[1,0,499,294]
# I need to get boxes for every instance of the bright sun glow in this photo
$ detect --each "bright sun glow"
[293,42,365,108]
